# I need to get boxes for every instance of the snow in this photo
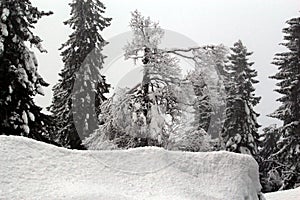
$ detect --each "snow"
[27,111,35,122]
[0,135,264,200]
[265,187,300,200]
[0,22,8,36]
[21,124,30,134]
[1,8,10,22]
[36,84,45,96]
[21,111,28,124]
[0,37,3,55]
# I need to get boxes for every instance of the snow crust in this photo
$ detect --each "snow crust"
[0,136,263,200]
[265,187,300,200]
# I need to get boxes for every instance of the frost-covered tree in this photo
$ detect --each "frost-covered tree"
[85,11,228,151]
[189,45,228,139]
[85,11,191,149]
[0,0,54,142]
[83,91,125,150]
[179,46,228,151]
[268,16,300,190]
[49,0,111,149]
[187,71,212,132]
[84,88,153,150]
[221,40,261,155]
[121,10,183,147]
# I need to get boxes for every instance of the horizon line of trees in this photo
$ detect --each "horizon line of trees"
[0,0,299,193]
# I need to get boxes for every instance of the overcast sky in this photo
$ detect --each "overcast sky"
[31,0,299,131]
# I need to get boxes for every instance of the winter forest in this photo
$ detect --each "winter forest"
[0,0,299,199]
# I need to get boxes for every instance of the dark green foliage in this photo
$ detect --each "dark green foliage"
[49,0,111,149]
[0,0,54,143]
[258,125,282,192]
[221,40,261,155]
[267,16,300,190]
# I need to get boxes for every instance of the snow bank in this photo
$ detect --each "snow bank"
[265,187,300,200]
[0,136,263,200]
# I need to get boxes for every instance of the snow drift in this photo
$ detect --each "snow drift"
[265,187,300,200]
[0,136,263,200]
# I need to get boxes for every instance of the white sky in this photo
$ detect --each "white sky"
[31,0,300,131]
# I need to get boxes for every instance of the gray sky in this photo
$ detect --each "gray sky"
[31,0,299,131]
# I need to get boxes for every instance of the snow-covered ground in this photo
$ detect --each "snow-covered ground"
[0,135,264,200]
[265,187,300,200]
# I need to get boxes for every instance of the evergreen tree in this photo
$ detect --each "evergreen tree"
[221,40,261,156]
[0,0,54,142]
[258,125,282,192]
[268,16,300,190]
[49,0,111,149]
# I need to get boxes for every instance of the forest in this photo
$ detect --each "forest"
[0,0,299,195]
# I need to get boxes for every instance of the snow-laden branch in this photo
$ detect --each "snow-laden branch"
[165,45,216,53]
[125,45,217,63]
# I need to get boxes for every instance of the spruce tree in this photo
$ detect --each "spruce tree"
[258,125,282,192]
[221,40,261,155]
[49,0,111,149]
[0,0,54,142]
[269,16,300,190]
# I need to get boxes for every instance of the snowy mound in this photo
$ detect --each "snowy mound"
[0,136,263,200]
[265,187,300,200]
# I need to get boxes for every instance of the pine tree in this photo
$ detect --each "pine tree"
[221,40,261,155]
[49,0,111,149]
[268,16,300,190]
[0,0,55,142]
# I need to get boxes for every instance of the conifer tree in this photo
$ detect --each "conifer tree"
[49,0,111,149]
[221,40,261,155]
[258,125,282,192]
[0,0,54,142]
[268,16,300,190]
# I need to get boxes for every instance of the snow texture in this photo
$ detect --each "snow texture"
[265,187,300,200]
[0,136,264,200]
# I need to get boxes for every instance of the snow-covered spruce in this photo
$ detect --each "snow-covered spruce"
[258,125,282,192]
[48,0,111,149]
[221,40,261,156]
[0,0,54,142]
[264,15,300,190]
